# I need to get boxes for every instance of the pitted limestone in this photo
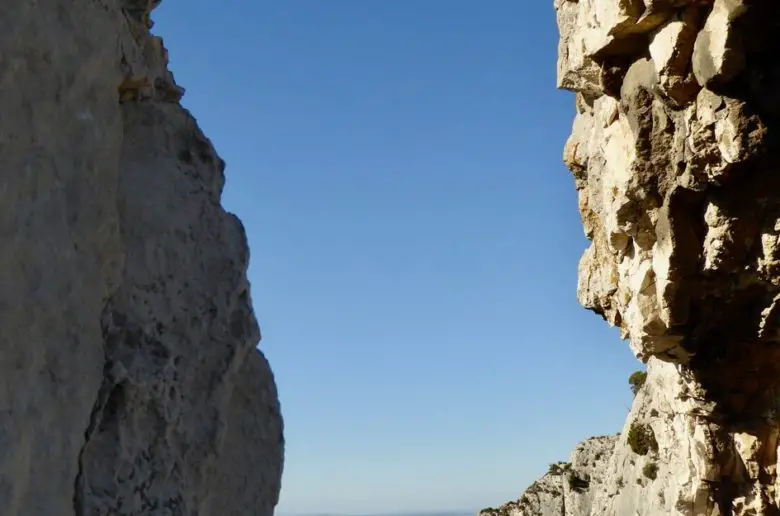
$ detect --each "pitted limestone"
[0,2,284,515]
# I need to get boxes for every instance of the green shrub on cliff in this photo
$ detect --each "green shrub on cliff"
[643,461,658,480]
[567,472,590,493]
[627,422,657,456]
[628,370,647,396]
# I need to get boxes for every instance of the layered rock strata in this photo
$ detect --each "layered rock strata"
[0,1,284,515]
[485,1,780,514]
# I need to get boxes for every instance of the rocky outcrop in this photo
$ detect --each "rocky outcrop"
[479,437,616,516]
[485,1,780,515]
[0,1,283,515]
[480,471,564,516]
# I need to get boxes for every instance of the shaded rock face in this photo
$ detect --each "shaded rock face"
[0,1,283,515]
[555,0,780,514]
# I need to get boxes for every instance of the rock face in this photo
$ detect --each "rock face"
[485,1,780,515]
[0,1,284,515]
[479,437,616,516]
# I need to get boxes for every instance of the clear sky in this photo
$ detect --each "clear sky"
[153,1,639,514]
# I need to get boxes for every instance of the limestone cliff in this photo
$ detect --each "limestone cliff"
[479,437,617,516]
[485,0,780,514]
[0,1,284,515]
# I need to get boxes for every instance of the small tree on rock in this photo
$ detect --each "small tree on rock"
[628,370,647,397]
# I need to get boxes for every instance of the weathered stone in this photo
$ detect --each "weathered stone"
[483,1,780,514]
[555,0,605,96]
[555,0,674,97]
[692,0,747,88]
[0,2,284,515]
[649,7,701,105]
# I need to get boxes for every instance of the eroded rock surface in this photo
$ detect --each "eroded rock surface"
[478,436,616,516]
[0,1,283,515]
[486,1,780,514]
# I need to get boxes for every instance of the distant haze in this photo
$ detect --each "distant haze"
[280,512,476,516]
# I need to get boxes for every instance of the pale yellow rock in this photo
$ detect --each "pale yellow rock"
[649,8,700,104]
[714,105,745,164]
[696,88,724,125]
[702,201,731,271]
[555,0,604,95]
[734,433,761,479]
[651,20,688,75]
[692,0,748,87]
[581,0,646,55]
[481,1,780,515]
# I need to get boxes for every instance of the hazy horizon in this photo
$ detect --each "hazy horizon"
[277,511,477,516]
[274,507,476,516]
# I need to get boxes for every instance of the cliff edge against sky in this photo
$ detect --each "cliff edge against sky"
[0,1,283,514]
[483,0,780,514]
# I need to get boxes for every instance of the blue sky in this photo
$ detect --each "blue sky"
[154,1,639,514]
